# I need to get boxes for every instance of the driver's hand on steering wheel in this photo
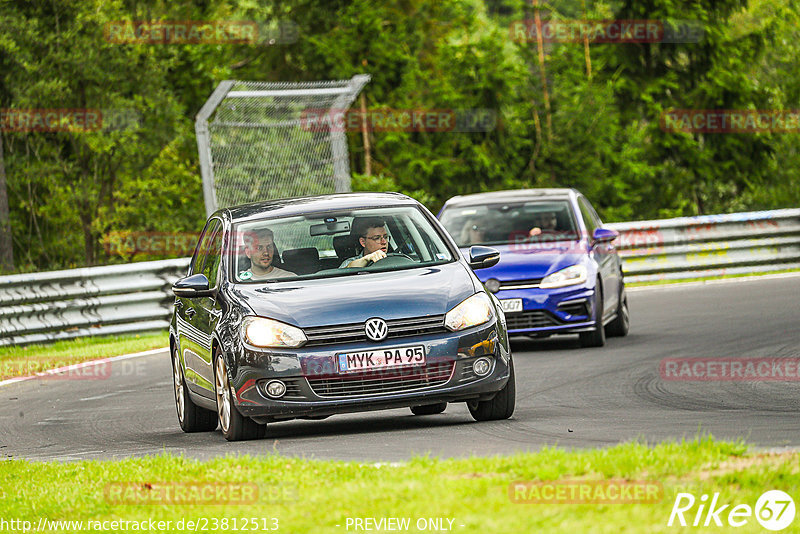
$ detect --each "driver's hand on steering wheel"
[363,250,387,264]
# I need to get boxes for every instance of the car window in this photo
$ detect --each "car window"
[202,224,223,288]
[577,197,600,235]
[231,206,454,283]
[439,199,579,247]
[190,218,222,276]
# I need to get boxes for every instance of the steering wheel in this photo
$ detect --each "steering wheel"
[365,253,416,267]
[387,252,414,261]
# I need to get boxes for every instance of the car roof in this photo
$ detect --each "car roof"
[220,192,419,223]
[442,188,578,208]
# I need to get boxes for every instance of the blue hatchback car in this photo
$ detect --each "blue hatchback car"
[438,189,629,348]
[170,193,514,441]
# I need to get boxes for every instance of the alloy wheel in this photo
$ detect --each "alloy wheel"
[215,356,232,434]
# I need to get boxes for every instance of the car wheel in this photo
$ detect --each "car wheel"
[579,283,606,348]
[172,346,217,432]
[467,360,515,421]
[605,290,630,337]
[410,403,447,415]
[214,350,266,441]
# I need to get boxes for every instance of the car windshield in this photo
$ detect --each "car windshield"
[231,206,454,283]
[439,199,579,247]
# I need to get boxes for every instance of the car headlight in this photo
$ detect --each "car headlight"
[242,316,307,348]
[445,293,494,332]
[539,264,588,289]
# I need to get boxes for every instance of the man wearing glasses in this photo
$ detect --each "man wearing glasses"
[241,227,296,280]
[340,217,390,268]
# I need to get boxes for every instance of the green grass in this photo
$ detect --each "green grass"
[0,331,168,380]
[0,437,797,533]
[627,267,800,287]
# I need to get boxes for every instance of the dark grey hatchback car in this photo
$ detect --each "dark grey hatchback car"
[170,193,515,441]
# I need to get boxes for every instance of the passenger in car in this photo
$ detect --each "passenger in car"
[340,217,390,268]
[460,217,487,245]
[240,227,296,280]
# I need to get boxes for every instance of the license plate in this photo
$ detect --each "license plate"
[500,298,523,313]
[338,345,426,373]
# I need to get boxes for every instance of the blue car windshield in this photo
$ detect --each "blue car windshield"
[439,200,580,247]
[231,206,455,283]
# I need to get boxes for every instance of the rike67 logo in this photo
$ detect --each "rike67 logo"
[669,490,796,531]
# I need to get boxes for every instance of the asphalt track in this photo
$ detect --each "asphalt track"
[1,275,799,462]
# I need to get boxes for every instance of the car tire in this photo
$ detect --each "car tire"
[579,283,606,348]
[605,289,630,337]
[172,346,217,433]
[467,360,516,421]
[214,350,266,441]
[410,403,447,415]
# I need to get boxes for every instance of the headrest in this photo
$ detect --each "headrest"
[333,234,357,260]
[281,247,320,275]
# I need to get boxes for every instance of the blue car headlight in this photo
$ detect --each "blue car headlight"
[445,293,495,332]
[243,316,307,348]
[540,264,588,289]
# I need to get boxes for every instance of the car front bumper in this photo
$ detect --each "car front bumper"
[494,284,597,335]
[227,321,511,421]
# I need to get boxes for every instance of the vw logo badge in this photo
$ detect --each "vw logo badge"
[365,317,388,342]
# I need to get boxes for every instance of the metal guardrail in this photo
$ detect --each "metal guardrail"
[0,259,189,346]
[0,209,797,346]
[606,208,800,283]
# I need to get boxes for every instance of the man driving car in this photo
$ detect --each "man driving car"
[340,217,390,268]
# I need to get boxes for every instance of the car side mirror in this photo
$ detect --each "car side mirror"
[172,274,215,298]
[468,246,500,270]
[592,228,618,244]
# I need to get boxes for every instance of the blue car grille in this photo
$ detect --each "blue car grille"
[303,315,447,347]
[505,310,560,330]
[306,362,454,398]
[499,278,542,290]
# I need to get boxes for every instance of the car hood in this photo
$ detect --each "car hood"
[463,240,587,282]
[230,262,477,327]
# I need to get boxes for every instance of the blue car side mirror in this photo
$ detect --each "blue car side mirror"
[592,228,618,244]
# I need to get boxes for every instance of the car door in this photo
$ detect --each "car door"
[577,196,619,318]
[177,218,221,396]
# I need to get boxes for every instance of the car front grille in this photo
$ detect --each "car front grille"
[499,278,543,290]
[505,310,560,330]
[304,315,447,347]
[306,362,454,398]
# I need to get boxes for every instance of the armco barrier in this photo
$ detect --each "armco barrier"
[0,209,798,346]
[606,208,800,283]
[0,258,190,346]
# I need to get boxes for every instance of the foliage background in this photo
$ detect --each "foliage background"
[0,0,798,272]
